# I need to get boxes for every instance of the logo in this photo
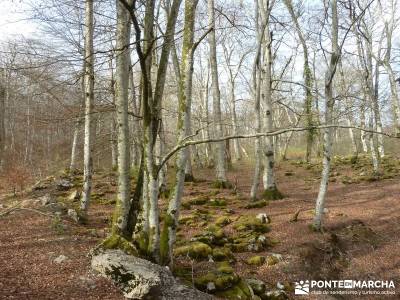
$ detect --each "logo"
[295,280,310,295]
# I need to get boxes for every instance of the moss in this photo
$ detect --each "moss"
[244,200,268,209]
[174,242,212,260]
[215,216,232,227]
[212,180,233,189]
[213,247,234,261]
[188,195,209,205]
[160,214,174,265]
[217,261,234,274]
[266,255,281,266]
[99,234,138,256]
[262,187,284,200]
[209,198,227,207]
[246,255,265,266]
[246,278,266,296]
[233,216,270,233]
[215,279,252,299]
[178,214,197,226]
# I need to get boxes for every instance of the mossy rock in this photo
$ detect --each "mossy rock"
[212,180,233,189]
[262,188,284,200]
[215,216,232,227]
[178,214,197,226]
[266,254,282,266]
[193,225,229,246]
[215,279,252,300]
[213,247,234,261]
[217,261,234,274]
[209,198,227,207]
[98,234,138,256]
[188,195,209,206]
[195,271,239,292]
[246,278,266,296]
[174,242,212,260]
[246,255,265,266]
[244,200,268,209]
[233,216,270,233]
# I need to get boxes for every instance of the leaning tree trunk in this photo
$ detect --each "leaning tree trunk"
[160,0,198,266]
[80,0,95,219]
[283,0,314,163]
[313,0,338,231]
[208,0,227,186]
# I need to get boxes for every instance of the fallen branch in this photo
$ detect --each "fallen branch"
[157,124,399,174]
[0,206,54,218]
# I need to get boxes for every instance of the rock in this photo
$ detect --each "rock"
[246,278,266,295]
[68,190,80,201]
[174,242,212,260]
[276,282,284,290]
[54,255,68,263]
[45,202,67,214]
[256,213,271,224]
[56,179,73,191]
[246,255,265,266]
[233,216,270,233]
[207,282,216,292]
[212,247,234,261]
[217,261,234,274]
[261,289,288,300]
[244,200,267,209]
[39,194,55,206]
[266,253,283,266]
[91,249,213,299]
[215,216,232,227]
[323,208,329,213]
[67,209,80,222]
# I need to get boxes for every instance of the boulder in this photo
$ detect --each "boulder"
[39,194,55,206]
[67,208,80,223]
[68,190,81,201]
[56,179,73,191]
[54,255,68,263]
[91,249,214,299]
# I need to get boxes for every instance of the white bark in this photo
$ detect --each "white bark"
[111,0,132,238]
[208,0,226,184]
[313,0,338,230]
[80,0,94,217]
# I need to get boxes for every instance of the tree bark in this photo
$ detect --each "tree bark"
[208,0,227,185]
[80,0,95,219]
[313,0,339,231]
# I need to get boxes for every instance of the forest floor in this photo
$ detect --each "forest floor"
[0,155,399,300]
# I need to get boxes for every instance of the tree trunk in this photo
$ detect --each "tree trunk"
[260,1,282,200]
[160,0,198,266]
[110,0,132,240]
[313,0,338,231]
[80,0,95,219]
[208,0,227,186]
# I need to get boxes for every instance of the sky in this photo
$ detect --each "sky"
[0,0,38,40]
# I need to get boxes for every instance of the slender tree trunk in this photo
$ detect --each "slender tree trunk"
[313,0,338,231]
[260,1,282,200]
[80,0,95,219]
[0,71,6,169]
[283,0,314,163]
[230,80,242,162]
[208,0,227,186]
[160,0,198,266]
